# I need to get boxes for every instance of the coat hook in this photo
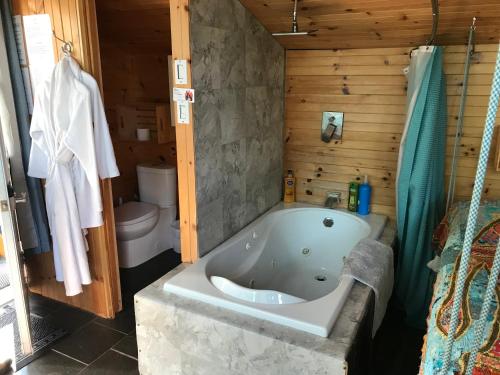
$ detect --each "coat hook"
[52,30,73,55]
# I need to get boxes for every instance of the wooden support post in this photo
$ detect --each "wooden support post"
[169,0,199,263]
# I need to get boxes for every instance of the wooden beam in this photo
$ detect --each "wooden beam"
[169,0,198,262]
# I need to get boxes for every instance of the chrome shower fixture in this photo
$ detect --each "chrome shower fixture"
[272,0,317,36]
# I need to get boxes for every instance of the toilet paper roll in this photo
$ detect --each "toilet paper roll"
[136,128,151,141]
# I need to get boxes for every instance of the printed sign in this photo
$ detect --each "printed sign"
[22,14,55,97]
[172,88,195,103]
[176,101,190,124]
[174,59,188,85]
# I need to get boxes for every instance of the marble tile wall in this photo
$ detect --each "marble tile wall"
[190,0,285,256]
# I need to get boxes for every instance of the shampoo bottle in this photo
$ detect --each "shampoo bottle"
[284,169,296,203]
[357,175,371,215]
[348,182,359,212]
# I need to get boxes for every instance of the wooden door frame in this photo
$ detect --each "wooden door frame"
[0,33,32,353]
[79,0,122,317]
[169,0,199,263]
[12,0,199,321]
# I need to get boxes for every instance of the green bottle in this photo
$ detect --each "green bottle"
[348,182,359,212]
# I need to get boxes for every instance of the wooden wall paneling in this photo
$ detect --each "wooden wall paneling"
[13,0,121,318]
[114,103,173,143]
[156,104,176,143]
[95,0,174,202]
[111,140,177,202]
[284,45,500,219]
[79,0,122,317]
[238,0,500,50]
[170,0,198,262]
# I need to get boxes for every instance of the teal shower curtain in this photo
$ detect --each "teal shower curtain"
[396,46,447,328]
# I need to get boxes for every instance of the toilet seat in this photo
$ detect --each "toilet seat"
[115,202,159,241]
[115,201,158,225]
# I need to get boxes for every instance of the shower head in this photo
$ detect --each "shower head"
[271,0,317,37]
[272,31,310,36]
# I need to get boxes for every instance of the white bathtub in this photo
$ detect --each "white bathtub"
[164,203,387,337]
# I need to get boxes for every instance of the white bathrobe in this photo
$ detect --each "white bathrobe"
[67,57,119,228]
[28,57,118,296]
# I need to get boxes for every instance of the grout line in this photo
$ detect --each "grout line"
[110,348,138,361]
[76,348,111,373]
[92,320,130,335]
[51,349,88,366]
[67,319,96,335]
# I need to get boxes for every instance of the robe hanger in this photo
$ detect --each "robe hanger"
[52,30,73,56]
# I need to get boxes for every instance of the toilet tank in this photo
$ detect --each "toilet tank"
[137,163,177,208]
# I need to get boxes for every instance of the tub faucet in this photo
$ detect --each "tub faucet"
[324,192,341,209]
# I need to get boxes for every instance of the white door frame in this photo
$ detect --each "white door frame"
[0,16,33,357]
[0,116,32,357]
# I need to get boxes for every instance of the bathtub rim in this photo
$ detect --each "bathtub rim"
[164,202,387,337]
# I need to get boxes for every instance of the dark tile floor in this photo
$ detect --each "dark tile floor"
[11,249,182,375]
[371,298,426,375]
[11,248,424,375]
[15,296,138,375]
[15,296,426,375]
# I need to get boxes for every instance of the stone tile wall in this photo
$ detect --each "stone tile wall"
[190,0,285,256]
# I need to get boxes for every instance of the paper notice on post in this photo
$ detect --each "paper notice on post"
[22,14,55,94]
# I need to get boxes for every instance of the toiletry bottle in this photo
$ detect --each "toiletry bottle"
[348,182,359,212]
[283,170,296,203]
[357,175,371,215]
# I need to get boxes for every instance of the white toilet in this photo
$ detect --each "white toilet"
[114,163,177,268]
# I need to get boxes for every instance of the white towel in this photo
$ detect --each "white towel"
[341,238,394,336]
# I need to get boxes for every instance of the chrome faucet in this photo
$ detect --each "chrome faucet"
[324,192,341,209]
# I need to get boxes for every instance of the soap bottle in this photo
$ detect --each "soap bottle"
[357,175,371,215]
[283,170,296,203]
[348,182,359,212]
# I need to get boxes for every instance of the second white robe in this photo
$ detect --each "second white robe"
[28,58,99,296]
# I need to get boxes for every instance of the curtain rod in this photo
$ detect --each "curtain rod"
[426,0,439,45]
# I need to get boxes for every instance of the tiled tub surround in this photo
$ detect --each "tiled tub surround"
[189,0,285,256]
[164,203,387,337]
[135,223,396,375]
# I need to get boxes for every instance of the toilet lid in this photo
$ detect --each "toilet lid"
[115,201,159,226]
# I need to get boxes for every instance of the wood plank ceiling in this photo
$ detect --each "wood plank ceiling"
[96,0,171,54]
[239,0,500,49]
